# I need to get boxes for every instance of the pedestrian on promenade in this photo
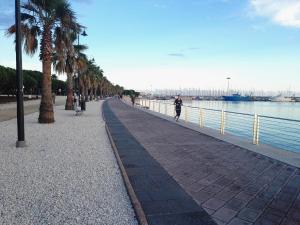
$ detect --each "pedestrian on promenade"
[174,95,183,122]
[73,93,78,110]
[52,92,56,104]
[130,94,136,107]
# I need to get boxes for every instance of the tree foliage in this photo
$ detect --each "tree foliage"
[0,65,66,95]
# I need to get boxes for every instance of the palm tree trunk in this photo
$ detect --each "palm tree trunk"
[39,26,54,123]
[65,73,73,110]
[85,88,89,101]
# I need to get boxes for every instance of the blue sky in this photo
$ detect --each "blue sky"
[1,0,300,92]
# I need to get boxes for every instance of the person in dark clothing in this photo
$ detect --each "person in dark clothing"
[174,96,183,122]
[130,94,136,106]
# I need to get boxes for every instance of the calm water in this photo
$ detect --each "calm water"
[185,100,300,120]
[157,100,300,153]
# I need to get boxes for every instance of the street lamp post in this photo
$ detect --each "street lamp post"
[76,28,87,110]
[15,0,26,148]
[226,77,231,95]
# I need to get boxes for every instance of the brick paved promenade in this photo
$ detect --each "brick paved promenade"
[104,99,300,225]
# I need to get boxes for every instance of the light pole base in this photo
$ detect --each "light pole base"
[16,140,27,148]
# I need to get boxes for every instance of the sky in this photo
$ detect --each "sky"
[0,0,300,93]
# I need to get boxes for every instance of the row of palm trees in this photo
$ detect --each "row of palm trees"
[7,0,123,123]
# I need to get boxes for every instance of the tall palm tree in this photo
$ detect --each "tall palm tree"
[79,58,95,101]
[92,68,104,99]
[54,30,88,110]
[7,0,77,123]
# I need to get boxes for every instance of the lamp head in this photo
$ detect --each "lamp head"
[81,30,88,36]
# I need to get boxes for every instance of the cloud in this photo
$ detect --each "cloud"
[250,0,300,28]
[168,53,185,57]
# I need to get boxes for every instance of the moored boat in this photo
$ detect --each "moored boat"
[270,94,295,102]
[222,93,252,101]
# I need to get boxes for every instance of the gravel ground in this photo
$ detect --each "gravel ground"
[0,101,138,225]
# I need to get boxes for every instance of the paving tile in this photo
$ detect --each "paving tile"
[225,198,248,211]
[193,190,215,204]
[247,198,269,211]
[269,198,293,213]
[213,218,226,225]
[238,208,261,222]
[228,218,253,225]
[280,218,300,225]
[287,209,300,222]
[215,190,238,201]
[213,207,238,223]
[236,192,255,202]
[204,207,216,216]
[185,180,206,193]
[214,176,234,187]
[203,198,226,210]
[254,218,281,225]
[202,184,224,194]
[147,211,216,225]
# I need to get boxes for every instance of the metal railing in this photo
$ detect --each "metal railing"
[136,99,300,153]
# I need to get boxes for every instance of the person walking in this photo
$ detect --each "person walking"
[174,95,183,122]
[130,94,136,107]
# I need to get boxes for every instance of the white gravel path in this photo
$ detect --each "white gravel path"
[0,101,138,225]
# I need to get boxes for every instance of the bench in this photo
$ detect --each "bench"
[74,102,83,116]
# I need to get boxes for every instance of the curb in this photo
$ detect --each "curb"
[103,106,149,225]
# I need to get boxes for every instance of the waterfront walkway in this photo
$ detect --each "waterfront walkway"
[104,99,300,225]
[0,101,137,225]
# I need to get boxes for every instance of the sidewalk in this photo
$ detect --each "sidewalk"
[0,101,137,225]
[104,99,300,225]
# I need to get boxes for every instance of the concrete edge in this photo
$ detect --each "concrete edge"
[102,103,149,225]
[122,100,300,168]
[0,97,68,122]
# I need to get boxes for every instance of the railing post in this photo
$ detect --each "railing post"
[173,105,176,117]
[199,108,204,127]
[158,102,161,113]
[165,104,167,115]
[220,110,225,135]
[199,108,202,127]
[253,114,260,145]
[256,115,260,145]
[185,106,188,122]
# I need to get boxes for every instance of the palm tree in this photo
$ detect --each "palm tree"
[92,68,104,99]
[7,0,78,123]
[54,30,88,110]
